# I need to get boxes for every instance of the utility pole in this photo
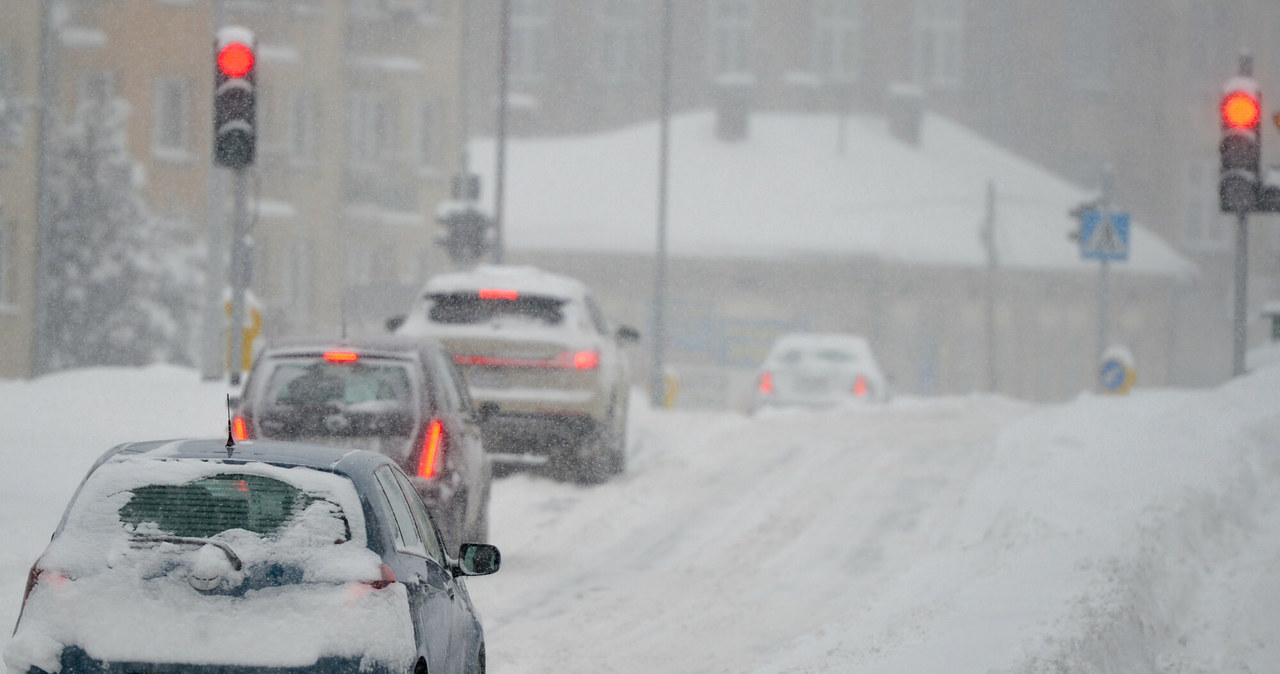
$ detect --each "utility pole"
[1097,166,1114,363]
[492,0,510,264]
[31,0,59,375]
[650,0,673,408]
[981,180,998,392]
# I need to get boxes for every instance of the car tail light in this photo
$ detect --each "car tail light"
[570,350,599,370]
[231,414,251,441]
[323,351,359,363]
[417,419,446,479]
[368,563,397,589]
[852,375,869,397]
[478,288,519,300]
[346,563,398,603]
[758,372,774,395]
[22,562,68,608]
[454,350,600,370]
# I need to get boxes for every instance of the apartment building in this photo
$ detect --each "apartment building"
[0,0,466,377]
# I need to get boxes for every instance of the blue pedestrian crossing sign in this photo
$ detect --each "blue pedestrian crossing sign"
[1080,211,1130,261]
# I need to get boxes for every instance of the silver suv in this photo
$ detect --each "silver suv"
[390,265,639,484]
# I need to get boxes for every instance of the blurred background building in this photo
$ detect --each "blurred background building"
[0,0,1277,400]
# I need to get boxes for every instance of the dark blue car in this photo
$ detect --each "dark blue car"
[5,438,500,674]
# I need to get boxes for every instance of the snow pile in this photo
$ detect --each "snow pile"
[1,365,1278,672]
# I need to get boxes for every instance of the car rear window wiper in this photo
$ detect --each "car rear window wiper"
[129,533,243,571]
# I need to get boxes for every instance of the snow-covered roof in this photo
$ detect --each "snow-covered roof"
[469,111,1196,279]
[421,264,587,300]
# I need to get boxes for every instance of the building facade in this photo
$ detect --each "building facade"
[0,0,467,378]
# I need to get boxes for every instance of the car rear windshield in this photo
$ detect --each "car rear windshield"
[426,292,565,326]
[118,473,350,541]
[264,359,414,409]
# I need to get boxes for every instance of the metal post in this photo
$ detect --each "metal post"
[1232,210,1248,376]
[1096,167,1114,363]
[228,168,250,386]
[492,0,510,264]
[31,0,59,375]
[981,180,998,392]
[650,0,673,408]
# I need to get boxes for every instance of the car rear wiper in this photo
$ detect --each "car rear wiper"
[129,534,243,571]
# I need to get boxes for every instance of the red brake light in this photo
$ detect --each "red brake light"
[853,375,868,397]
[759,372,774,394]
[231,415,250,441]
[22,563,68,608]
[324,351,359,363]
[217,42,255,79]
[369,563,397,589]
[572,350,600,370]
[417,419,445,479]
[478,288,518,300]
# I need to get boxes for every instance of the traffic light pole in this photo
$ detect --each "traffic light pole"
[228,167,250,386]
[1232,210,1248,377]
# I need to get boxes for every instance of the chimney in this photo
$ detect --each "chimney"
[714,73,756,141]
[886,82,924,145]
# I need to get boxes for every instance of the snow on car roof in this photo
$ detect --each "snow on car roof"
[771,332,874,352]
[421,264,587,301]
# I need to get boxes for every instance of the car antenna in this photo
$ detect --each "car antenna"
[225,394,236,453]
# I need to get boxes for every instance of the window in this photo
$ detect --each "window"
[280,241,312,319]
[289,88,318,162]
[599,0,645,84]
[1066,0,1113,91]
[511,0,552,83]
[1183,160,1228,251]
[0,223,9,306]
[811,0,863,83]
[426,292,566,326]
[913,0,964,89]
[153,77,191,158]
[391,469,444,562]
[374,467,429,557]
[79,70,116,106]
[708,0,754,76]
[419,100,437,170]
[349,92,393,165]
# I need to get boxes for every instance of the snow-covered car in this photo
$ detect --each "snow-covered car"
[4,438,500,674]
[389,265,639,484]
[232,336,491,551]
[751,333,891,413]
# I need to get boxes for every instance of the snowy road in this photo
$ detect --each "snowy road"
[2,366,1279,673]
[473,397,1027,673]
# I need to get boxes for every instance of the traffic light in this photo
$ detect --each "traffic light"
[438,206,491,266]
[1220,60,1261,212]
[214,26,256,170]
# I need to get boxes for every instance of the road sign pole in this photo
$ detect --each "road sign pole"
[1096,167,1114,364]
[1232,209,1248,376]
[229,167,250,386]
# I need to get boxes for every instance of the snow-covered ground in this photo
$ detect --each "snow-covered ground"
[2,364,1279,672]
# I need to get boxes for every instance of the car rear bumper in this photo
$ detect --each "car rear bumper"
[480,412,597,459]
[25,647,405,674]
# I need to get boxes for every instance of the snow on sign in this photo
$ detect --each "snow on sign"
[1080,211,1130,261]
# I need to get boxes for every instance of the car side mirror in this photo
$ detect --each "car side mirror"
[385,315,406,333]
[454,542,501,577]
[616,325,640,344]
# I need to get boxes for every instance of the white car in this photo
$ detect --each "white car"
[751,333,890,413]
[391,265,639,483]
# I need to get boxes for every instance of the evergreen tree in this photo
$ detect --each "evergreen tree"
[42,95,202,370]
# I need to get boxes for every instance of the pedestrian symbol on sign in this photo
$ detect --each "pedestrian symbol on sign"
[1080,211,1130,261]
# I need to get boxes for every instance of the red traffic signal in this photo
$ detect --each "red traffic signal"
[217,42,254,79]
[1222,91,1261,129]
